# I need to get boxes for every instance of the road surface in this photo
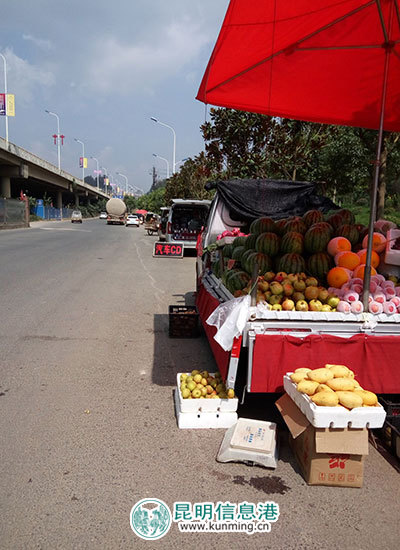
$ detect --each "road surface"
[0,218,399,549]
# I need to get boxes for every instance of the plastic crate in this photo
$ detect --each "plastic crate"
[379,396,400,419]
[169,305,199,338]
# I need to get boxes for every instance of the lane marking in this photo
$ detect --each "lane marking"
[39,227,92,232]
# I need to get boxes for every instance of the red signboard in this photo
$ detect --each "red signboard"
[153,242,184,258]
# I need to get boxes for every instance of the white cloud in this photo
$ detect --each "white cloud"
[2,48,55,106]
[85,17,210,95]
[22,34,53,51]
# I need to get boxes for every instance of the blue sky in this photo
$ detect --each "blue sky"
[0,0,229,193]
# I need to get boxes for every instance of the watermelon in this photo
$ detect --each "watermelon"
[327,212,346,232]
[222,243,233,258]
[249,217,277,235]
[304,224,332,254]
[225,270,250,294]
[244,233,259,250]
[255,232,280,257]
[232,245,246,261]
[283,217,307,235]
[275,219,288,236]
[232,236,247,248]
[336,224,360,246]
[302,209,324,227]
[241,249,256,271]
[307,252,333,283]
[336,208,355,225]
[245,252,272,275]
[280,231,304,254]
[278,253,306,274]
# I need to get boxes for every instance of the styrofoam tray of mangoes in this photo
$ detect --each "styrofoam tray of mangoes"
[283,365,386,428]
[177,372,239,413]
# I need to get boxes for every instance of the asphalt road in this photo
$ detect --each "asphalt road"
[0,218,399,550]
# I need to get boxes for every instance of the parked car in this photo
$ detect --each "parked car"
[99,211,107,219]
[126,214,140,227]
[165,199,211,250]
[71,210,83,223]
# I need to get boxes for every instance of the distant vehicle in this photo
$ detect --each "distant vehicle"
[126,214,140,227]
[71,210,83,223]
[158,207,170,241]
[106,198,127,225]
[144,212,160,235]
[99,211,107,219]
[165,199,211,249]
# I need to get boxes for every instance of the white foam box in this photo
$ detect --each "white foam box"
[176,373,239,413]
[283,374,386,429]
[174,390,238,429]
[384,228,400,266]
[217,418,278,468]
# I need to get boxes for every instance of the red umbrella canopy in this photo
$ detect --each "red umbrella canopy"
[197,0,400,131]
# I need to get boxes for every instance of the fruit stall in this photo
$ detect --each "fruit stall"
[196,208,400,398]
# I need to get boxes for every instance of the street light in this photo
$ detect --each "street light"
[175,157,189,168]
[152,153,170,179]
[91,156,100,190]
[150,117,176,174]
[45,109,61,170]
[74,138,85,182]
[116,171,128,196]
[0,53,9,144]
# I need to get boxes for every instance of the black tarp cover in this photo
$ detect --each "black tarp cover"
[206,179,337,222]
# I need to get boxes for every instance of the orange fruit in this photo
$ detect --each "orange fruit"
[353,264,377,280]
[327,237,352,256]
[326,267,351,289]
[362,232,386,253]
[356,248,380,269]
[336,251,361,271]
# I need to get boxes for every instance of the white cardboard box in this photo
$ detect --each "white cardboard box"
[174,390,238,429]
[384,228,400,266]
[283,374,386,429]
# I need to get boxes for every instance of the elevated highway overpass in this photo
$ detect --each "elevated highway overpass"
[0,137,109,209]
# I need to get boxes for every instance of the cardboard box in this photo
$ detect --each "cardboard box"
[276,394,368,487]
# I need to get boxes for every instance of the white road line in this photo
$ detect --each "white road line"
[39,227,92,232]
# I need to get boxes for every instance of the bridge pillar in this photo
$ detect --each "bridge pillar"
[75,193,79,207]
[57,190,63,210]
[1,176,11,198]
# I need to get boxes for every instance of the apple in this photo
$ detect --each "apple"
[201,377,208,386]
[321,304,332,312]
[216,383,225,393]
[292,291,305,303]
[271,303,282,310]
[193,374,203,384]
[282,298,295,311]
[206,385,214,394]
[201,370,209,378]
[191,370,200,377]
[293,279,306,291]
[181,388,191,399]
[264,271,276,282]
[296,300,309,311]
[186,376,193,384]
[191,388,202,398]
[201,387,208,396]
[187,381,196,391]
[180,373,188,383]
[327,295,340,308]
[227,388,235,399]
[308,299,323,311]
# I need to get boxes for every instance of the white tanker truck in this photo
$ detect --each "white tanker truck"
[106,198,127,225]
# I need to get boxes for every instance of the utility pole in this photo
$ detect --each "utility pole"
[152,166,157,187]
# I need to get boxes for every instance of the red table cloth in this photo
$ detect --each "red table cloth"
[251,333,400,393]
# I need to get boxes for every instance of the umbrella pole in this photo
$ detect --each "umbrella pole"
[362,45,391,312]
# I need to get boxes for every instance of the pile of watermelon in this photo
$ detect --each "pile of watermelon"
[211,208,370,295]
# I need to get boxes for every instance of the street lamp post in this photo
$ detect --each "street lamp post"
[116,171,128,196]
[91,156,100,190]
[152,153,170,178]
[74,138,85,182]
[0,53,9,144]
[150,117,176,174]
[101,166,109,194]
[45,109,61,170]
